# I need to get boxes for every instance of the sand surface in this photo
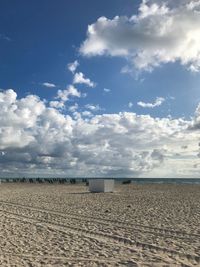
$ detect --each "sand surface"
[0,182,199,266]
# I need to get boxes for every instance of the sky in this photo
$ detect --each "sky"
[0,0,200,178]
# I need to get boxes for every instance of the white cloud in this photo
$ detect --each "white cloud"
[56,85,81,102]
[68,103,79,113]
[137,97,165,108]
[49,101,65,109]
[72,111,82,120]
[81,111,93,117]
[0,89,44,149]
[128,102,133,108]
[73,72,96,87]
[85,104,101,112]
[0,89,200,178]
[186,1,200,9]
[104,88,110,93]
[80,0,200,72]
[50,85,81,110]
[82,92,88,98]
[42,82,56,88]
[190,103,200,129]
[68,60,79,73]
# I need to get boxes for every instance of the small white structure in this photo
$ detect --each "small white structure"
[89,179,114,193]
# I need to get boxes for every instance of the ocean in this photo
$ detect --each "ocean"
[117,178,200,184]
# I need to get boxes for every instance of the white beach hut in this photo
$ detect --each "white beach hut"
[89,179,114,193]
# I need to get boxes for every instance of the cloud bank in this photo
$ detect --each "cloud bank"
[0,89,199,178]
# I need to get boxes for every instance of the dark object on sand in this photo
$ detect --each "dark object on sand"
[122,179,131,184]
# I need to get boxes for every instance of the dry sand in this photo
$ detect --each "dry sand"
[0,182,199,266]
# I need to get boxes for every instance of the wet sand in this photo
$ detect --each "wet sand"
[0,182,199,266]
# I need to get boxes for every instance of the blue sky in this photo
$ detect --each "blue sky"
[1,0,200,118]
[0,0,200,177]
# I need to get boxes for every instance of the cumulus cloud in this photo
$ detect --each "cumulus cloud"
[73,72,96,87]
[0,89,44,150]
[85,104,101,112]
[42,82,56,88]
[80,0,200,72]
[189,103,200,129]
[48,85,81,110]
[49,101,65,109]
[0,89,199,178]
[81,110,93,117]
[137,97,165,108]
[68,60,79,73]
[56,85,81,102]
[68,103,79,113]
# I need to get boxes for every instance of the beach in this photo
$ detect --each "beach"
[0,182,199,266]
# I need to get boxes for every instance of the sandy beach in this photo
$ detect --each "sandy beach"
[0,182,199,266]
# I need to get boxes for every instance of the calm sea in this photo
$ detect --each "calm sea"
[117,178,200,184]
